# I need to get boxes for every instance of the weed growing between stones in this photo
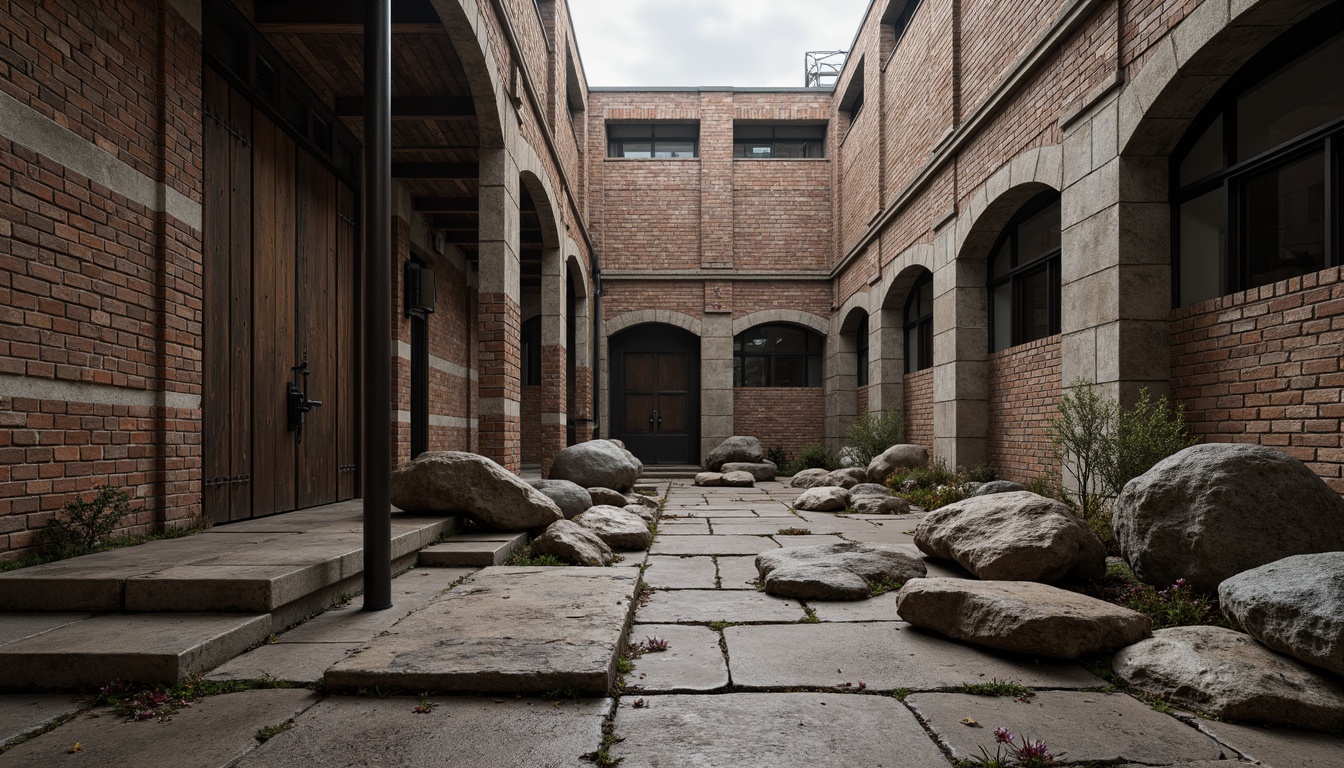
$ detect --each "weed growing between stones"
[960,679,1034,698]
[707,621,736,632]
[1071,561,1227,629]
[885,460,990,510]
[955,727,1060,767]
[255,718,295,742]
[544,687,582,700]
[799,607,821,624]
[412,694,437,714]
[92,676,302,723]
[866,576,904,598]
[583,719,624,767]
[890,688,912,701]
[777,527,812,535]
[503,550,566,567]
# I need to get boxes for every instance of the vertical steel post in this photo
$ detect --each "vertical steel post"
[362,0,393,611]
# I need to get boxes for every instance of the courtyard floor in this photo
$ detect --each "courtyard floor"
[0,480,1339,766]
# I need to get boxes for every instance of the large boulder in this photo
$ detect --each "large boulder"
[550,440,642,492]
[703,436,764,471]
[756,542,927,600]
[789,468,829,488]
[867,444,929,484]
[529,480,592,520]
[391,451,562,531]
[720,470,755,487]
[573,505,652,551]
[849,494,911,516]
[793,486,851,512]
[816,467,868,489]
[896,578,1151,659]
[1219,552,1344,676]
[1112,626,1344,730]
[971,480,1027,497]
[530,520,613,566]
[625,493,659,510]
[914,491,1106,583]
[694,472,725,487]
[623,503,656,524]
[720,461,777,482]
[586,487,628,507]
[1113,444,1344,594]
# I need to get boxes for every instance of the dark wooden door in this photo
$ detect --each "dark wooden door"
[203,68,358,524]
[612,325,698,464]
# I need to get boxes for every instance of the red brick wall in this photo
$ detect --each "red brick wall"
[988,336,1061,482]
[1171,267,1344,494]
[734,387,825,458]
[904,369,934,454]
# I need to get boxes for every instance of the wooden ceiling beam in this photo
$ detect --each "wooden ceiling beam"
[414,197,477,213]
[391,162,478,180]
[255,0,441,33]
[335,97,474,120]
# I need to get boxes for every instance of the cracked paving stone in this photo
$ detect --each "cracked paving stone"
[625,624,728,692]
[1196,718,1344,767]
[649,535,779,556]
[637,589,804,624]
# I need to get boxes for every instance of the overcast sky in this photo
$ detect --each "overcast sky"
[567,0,873,88]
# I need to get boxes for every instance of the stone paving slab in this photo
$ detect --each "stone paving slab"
[0,613,92,646]
[0,613,272,687]
[125,563,343,613]
[625,624,728,692]
[608,692,948,767]
[276,568,474,643]
[810,591,901,622]
[907,690,1228,764]
[1197,718,1344,767]
[649,535,778,556]
[206,641,364,684]
[724,623,1104,691]
[769,534,847,547]
[637,589,804,624]
[655,519,710,534]
[235,695,608,768]
[707,517,809,534]
[0,689,320,768]
[417,533,527,566]
[324,567,638,694]
[0,694,83,744]
[642,556,717,590]
[669,508,764,518]
[835,527,920,547]
[715,556,762,590]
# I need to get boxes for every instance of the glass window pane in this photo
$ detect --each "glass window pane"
[654,141,696,158]
[1016,267,1052,345]
[991,240,1012,279]
[1242,151,1326,289]
[1017,200,1061,264]
[773,142,808,158]
[807,356,822,387]
[1179,188,1226,307]
[735,125,774,140]
[774,125,825,140]
[774,355,807,386]
[736,142,772,158]
[906,325,920,374]
[653,124,698,139]
[920,319,933,370]
[1180,113,1224,186]
[741,356,768,387]
[618,142,652,158]
[608,124,651,139]
[992,282,1013,351]
[1237,31,1344,160]
[918,276,933,315]
[769,326,807,353]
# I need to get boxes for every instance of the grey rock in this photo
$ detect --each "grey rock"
[789,468,829,488]
[838,446,862,467]
[574,506,652,551]
[390,451,562,531]
[530,479,592,519]
[694,472,724,487]
[848,483,891,497]
[586,487,629,507]
[625,493,659,510]
[817,467,868,489]
[849,494,911,516]
[1114,443,1344,594]
[1219,552,1344,676]
[703,436,764,471]
[529,520,614,565]
[720,461,777,481]
[550,440,642,492]
[867,444,929,483]
[971,480,1028,496]
[896,578,1151,659]
[793,486,851,512]
[755,542,927,600]
[721,470,756,487]
[1113,625,1344,730]
[915,491,1106,583]
[624,504,657,524]
[606,438,625,449]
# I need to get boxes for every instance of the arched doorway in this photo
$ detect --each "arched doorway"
[610,324,700,465]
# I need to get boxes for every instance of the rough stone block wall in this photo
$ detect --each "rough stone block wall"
[1171,267,1344,494]
[903,369,934,455]
[988,336,1061,482]
[733,388,825,459]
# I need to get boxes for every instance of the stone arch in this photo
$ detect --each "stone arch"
[519,166,562,250]
[605,309,703,338]
[435,0,508,150]
[838,305,869,335]
[731,310,828,338]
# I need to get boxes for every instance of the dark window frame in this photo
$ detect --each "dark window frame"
[606,122,700,159]
[904,270,934,373]
[854,313,869,386]
[988,192,1062,353]
[521,315,542,387]
[732,323,825,388]
[1170,10,1343,308]
[881,0,924,67]
[733,124,827,159]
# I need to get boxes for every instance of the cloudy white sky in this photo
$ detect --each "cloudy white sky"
[567,0,873,88]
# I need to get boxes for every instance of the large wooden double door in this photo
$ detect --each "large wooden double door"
[202,69,359,523]
[612,325,699,465]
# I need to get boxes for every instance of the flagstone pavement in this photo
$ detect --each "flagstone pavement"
[0,480,1339,767]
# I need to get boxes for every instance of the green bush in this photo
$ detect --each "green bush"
[795,443,840,471]
[965,464,998,484]
[765,445,790,467]
[886,458,987,510]
[1098,388,1197,499]
[37,485,133,559]
[844,412,906,465]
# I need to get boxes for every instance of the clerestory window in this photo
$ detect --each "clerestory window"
[606,123,699,158]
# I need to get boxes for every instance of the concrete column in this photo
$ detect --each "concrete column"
[823,326,858,449]
[568,271,593,442]
[1060,96,1171,406]
[476,146,522,471]
[932,228,989,468]
[539,248,567,474]
[700,314,733,460]
[870,304,905,415]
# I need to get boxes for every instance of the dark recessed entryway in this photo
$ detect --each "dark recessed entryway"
[610,324,700,465]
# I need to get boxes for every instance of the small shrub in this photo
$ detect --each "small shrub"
[37,485,133,559]
[503,550,565,567]
[765,445,790,467]
[795,443,840,471]
[965,464,998,484]
[961,679,1033,698]
[957,728,1060,768]
[885,458,984,510]
[1049,381,1115,521]
[1072,561,1227,629]
[845,412,906,465]
[1099,388,1196,499]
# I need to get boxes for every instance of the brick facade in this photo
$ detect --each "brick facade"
[732,388,825,459]
[903,369,934,454]
[988,337,1062,483]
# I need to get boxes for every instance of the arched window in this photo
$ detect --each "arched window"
[854,313,869,387]
[904,271,933,373]
[733,324,823,387]
[1173,16,1342,307]
[989,191,1061,352]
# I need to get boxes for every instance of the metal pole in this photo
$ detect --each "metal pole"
[362,0,392,612]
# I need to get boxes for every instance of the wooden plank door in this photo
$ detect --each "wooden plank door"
[295,151,339,508]
[336,184,359,501]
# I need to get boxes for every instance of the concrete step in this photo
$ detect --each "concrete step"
[324,566,640,695]
[0,612,271,687]
[417,533,528,567]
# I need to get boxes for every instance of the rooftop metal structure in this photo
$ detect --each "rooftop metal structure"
[804,50,848,88]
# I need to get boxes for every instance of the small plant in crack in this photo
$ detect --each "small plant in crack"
[865,576,904,598]
[255,719,295,743]
[890,688,912,701]
[961,679,1034,698]
[776,527,812,535]
[955,727,1060,768]
[707,621,736,632]
[413,694,437,714]
[799,606,821,624]
[642,636,669,653]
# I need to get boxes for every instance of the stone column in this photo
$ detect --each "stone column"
[568,271,593,442]
[476,146,522,471]
[823,325,858,449]
[933,227,989,468]
[700,313,734,461]
[539,248,567,474]
[870,304,905,416]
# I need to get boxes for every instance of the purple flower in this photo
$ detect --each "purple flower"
[993,726,1013,744]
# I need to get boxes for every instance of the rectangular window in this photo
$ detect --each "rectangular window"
[733,124,826,159]
[607,123,699,158]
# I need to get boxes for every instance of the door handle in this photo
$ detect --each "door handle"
[288,361,322,439]
[648,409,659,430]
